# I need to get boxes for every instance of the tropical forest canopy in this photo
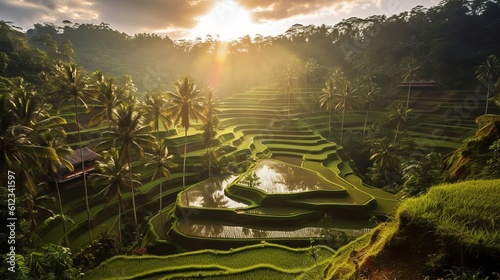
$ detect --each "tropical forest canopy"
[1,0,500,95]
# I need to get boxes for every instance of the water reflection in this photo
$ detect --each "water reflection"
[177,220,370,239]
[182,175,248,208]
[242,159,341,193]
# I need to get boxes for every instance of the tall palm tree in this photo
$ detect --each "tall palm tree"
[277,66,299,119]
[388,103,413,145]
[166,77,205,192]
[50,62,96,244]
[88,73,122,128]
[320,80,336,139]
[201,90,221,177]
[36,128,74,247]
[401,57,421,116]
[476,55,500,114]
[90,148,138,250]
[331,79,361,144]
[360,81,380,137]
[302,59,319,101]
[144,139,175,213]
[97,104,155,244]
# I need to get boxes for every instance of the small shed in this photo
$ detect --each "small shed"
[54,147,101,183]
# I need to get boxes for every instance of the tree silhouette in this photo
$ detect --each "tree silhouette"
[331,79,360,145]
[401,57,421,117]
[97,104,155,244]
[166,77,205,192]
[51,62,96,244]
[90,148,137,250]
[359,81,380,138]
[476,55,500,114]
[144,139,175,213]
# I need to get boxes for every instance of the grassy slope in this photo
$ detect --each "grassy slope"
[81,243,335,280]
[324,179,500,279]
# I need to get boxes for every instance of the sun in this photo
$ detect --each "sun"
[189,0,254,41]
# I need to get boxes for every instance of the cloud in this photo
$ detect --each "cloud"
[93,0,218,32]
[0,0,218,35]
[235,0,371,21]
[0,0,98,29]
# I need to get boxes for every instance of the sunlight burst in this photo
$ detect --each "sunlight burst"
[189,0,254,41]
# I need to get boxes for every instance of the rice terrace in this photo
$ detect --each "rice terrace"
[1,0,500,279]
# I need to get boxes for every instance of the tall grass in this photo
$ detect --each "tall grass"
[398,179,500,252]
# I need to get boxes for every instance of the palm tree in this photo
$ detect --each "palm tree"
[388,103,413,145]
[476,55,500,114]
[360,81,380,137]
[165,77,205,192]
[90,148,138,249]
[277,66,299,119]
[331,79,361,144]
[88,73,122,128]
[369,137,401,188]
[369,137,400,173]
[1,82,59,230]
[144,139,175,213]
[141,91,172,134]
[401,57,421,116]
[36,128,74,247]
[320,80,336,139]
[97,104,155,244]
[50,62,96,244]
[201,89,221,177]
[302,59,319,101]
[6,77,65,129]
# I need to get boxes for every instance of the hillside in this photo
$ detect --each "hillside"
[325,179,500,279]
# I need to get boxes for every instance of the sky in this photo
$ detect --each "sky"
[0,0,441,41]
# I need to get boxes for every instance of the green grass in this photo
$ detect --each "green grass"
[324,179,500,279]
[81,243,335,280]
[397,179,500,252]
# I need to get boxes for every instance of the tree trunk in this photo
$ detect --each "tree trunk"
[340,109,346,145]
[393,120,401,145]
[118,195,122,251]
[328,106,332,138]
[405,83,411,117]
[159,181,163,214]
[53,173,69,247]
[363,111,369,138]
[287,92,290,119]
[127,151,140,245]
[183,129,190,204]
[208,147,212,178]
[183,129,187,190]
[485,77,491,115]
[75,98,92,244]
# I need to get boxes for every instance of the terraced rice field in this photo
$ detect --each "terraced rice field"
[41,86,483,254]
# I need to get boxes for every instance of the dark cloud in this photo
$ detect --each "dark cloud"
[235,0,363,21]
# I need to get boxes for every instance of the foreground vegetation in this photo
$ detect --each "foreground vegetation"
[325,179,500,279]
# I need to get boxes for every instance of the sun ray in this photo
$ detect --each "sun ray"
[189,0,254,41]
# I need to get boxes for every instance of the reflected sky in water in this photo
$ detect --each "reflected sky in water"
[177,219,371,239]
[182,175,248,208]
[244,159,341,193]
